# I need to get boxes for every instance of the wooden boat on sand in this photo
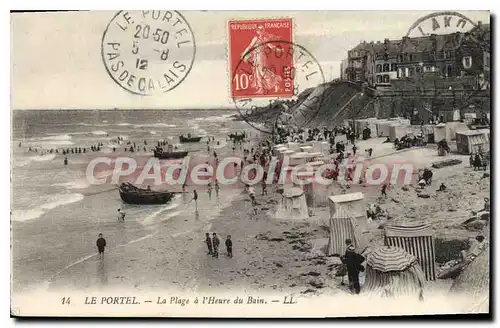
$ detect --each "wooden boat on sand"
[119,183,174,205]
[153,145,188,159]
[179,135,202,143]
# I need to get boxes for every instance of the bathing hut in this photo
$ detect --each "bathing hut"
[384,223,436,281]
[389,124,410,142]
[273,146,288,157]
[278,149,295,162]
[363,246,426,300]
[287,142,301,152]
[300,145,314,153]
[276,187,309,220]
[293,171,314,208]
[305,152,323,162]
[455,130,490,155]
[449,248,489,313]
[421,125,435,143]
[446,122,469,141]
[376,120,391,137]
[289,152,308,166]
[326,205,365,256]
[433,123,449,142]
[328,192,368,238]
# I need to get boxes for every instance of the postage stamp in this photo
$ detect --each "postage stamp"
[228,18,294,99]
[101,11,196,96]
[232,40,325,134]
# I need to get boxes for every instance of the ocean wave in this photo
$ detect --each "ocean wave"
[150,131,157,135]
[91,130,108,135]
[117,123,132,126]
[52,179,90,190]
[193,114,233,122]
[12,193,84,222]
[133,123,177,128]
[14,154,57,167]
[41,134,72,141]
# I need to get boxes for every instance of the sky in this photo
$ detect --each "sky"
[11,10,489,110]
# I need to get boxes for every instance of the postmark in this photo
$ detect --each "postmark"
[399,11,490,113]
[231,39,325,134]
[401,11,484,52]
[101,11,196,96]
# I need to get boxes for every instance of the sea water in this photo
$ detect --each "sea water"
[11,109,250,292]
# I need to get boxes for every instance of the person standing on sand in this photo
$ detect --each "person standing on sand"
[117,209,125,222]
[212,233,220,259]
[215,180,220,198]
[205,233,213,255]
[96,233,107,260]
[193,190,198,211]
[225,235,233,258]
[381,184,387,197]
[207,182,213,200]
[341,243,365,295]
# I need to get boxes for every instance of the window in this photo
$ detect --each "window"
[383,75,390,83]
[383,64,390,72]
[463,56,472,69]
[376,64,382,73]
[409,67,414,77]
[377,75,382,83]
[401,68,406,77]
[447,65,453,77]
[409,54,413,62]
[399,54,404,62]
[391,63,397,71]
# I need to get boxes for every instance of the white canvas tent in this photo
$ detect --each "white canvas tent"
[456,130,490,155]
[328,192,368,242]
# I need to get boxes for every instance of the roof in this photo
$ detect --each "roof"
[366,246,419,272]
[328,192,364,204]
[384,223,433,238]
[456,129,489,136]
[400,33,459,53]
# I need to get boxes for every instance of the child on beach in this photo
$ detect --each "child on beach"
[117,209,125,222]
[226,235,233,258]
[96,233,107,260]
[205,233,213,255]
[207,182,212,200]
[215,180,220,198]
[193,190,198,211]
[212,233,220,259]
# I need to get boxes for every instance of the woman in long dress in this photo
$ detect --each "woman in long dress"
[240,25,283,95]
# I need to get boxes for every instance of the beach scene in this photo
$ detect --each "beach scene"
[10,10,490,318]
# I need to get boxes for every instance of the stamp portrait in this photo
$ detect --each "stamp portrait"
[228,18,293,99]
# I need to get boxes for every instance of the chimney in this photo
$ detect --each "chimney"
[384,38,389,44]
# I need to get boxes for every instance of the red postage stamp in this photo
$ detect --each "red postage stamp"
[228,18,293,99]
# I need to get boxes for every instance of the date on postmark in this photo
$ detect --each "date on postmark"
[228,18,293,98]
[102,11,196,96]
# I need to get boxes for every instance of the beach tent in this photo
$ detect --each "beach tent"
[384,223,436,281]
[276,187,309,220]
[433,123,449,142]
[376,120,391,137]
[326,206,364,256]
[363,246,426,300]
[455,130,490,155]
[389,124,410,142]
[449,248,489,313]
[421,125,435,143]
[328,192,368,239]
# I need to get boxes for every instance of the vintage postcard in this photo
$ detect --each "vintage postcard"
[10,10,491,318]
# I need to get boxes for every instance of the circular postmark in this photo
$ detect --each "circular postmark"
[232,41,325,134]
[101,11,196,96]
[401,11,485,53]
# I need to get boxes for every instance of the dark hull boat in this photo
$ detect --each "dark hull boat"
[119,183,174,205]
[179,135,202,143]
[153,149,188,159]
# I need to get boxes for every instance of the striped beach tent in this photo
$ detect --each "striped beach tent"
[326,206,364,256]
[363,246,426,300]
[384,223,436,281]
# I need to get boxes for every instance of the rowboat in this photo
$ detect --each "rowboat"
[119,183,174,205]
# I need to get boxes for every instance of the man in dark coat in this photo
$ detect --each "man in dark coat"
[205,233,213,255]
[225,235,233,258]
[341,243,365,294]
[212,233,220,259]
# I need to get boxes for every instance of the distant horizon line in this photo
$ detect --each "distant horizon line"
[12,107,239,111]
